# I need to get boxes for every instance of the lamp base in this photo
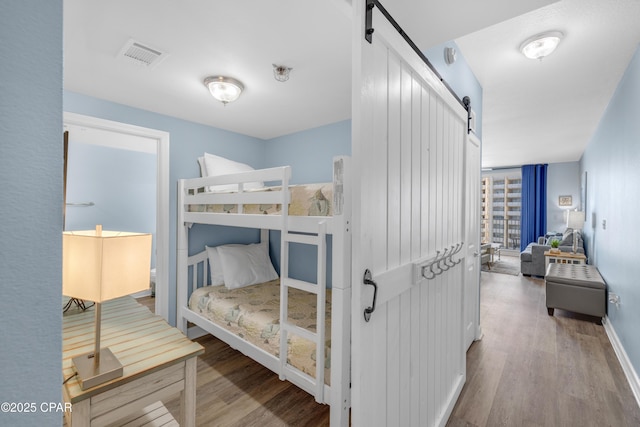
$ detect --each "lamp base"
[72,348,123,390]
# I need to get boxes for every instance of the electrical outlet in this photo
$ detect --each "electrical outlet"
[609,293,620,307]
[602,219,607,230]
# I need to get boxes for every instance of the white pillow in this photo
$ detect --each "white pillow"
[198,156,207,177]
[203,152,264,191]
[216,243,278,289]
[206,243,248,285]
[205,245,228,286]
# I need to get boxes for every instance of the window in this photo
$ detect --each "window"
[481,170,522,251]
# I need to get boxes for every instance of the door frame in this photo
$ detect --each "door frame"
[63,112,170,321]
[465,132,483,347]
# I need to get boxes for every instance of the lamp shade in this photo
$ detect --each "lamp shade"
[63,228,152,302]
[566,210,585,230]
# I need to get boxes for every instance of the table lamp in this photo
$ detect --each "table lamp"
[63,225,152,389]
[566,210,585,254]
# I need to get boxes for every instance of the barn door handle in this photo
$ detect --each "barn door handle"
[363,269,378,322]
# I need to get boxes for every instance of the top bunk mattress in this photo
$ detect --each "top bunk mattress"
[188,183,333,216]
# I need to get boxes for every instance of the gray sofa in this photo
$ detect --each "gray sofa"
[520,229,585,276]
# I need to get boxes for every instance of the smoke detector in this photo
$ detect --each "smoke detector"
[117,39,168,69]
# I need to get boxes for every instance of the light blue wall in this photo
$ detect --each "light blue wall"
[63,92,350,319]
[546,162,581,233]
[264,120,351,184]
[0,2,63,426]
[423,41,483,139]
[66,143,157,267]
[64,91,266,325]
[265,120,351,286]
[581,44,640,380]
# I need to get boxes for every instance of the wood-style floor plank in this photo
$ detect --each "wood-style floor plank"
[448,262,640,427]
[139,258,640,426]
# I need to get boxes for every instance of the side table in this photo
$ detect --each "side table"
[63,296,204,427]
[544,250,586,276]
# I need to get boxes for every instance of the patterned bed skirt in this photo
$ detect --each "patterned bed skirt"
[188,279,331,384]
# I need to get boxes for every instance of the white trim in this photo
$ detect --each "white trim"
[603,316,640,408]
[63,112,170,322]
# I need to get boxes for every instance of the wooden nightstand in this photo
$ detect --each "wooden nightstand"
[63,297,204,427]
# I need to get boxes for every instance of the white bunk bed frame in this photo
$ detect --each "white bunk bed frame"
[177,156,351,426]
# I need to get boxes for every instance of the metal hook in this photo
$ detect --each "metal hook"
[438,247,451,271]
[422,251,439,279]
[446,245,457,266]
[453,241,464,264]
[422,264,436,280]
[431,258,443,276]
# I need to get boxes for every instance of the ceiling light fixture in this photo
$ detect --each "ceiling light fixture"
[204,76,244,105]
[272,64,292,82]
[520,31,563,60]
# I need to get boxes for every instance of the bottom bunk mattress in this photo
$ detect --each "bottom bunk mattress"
[188,279,331,384]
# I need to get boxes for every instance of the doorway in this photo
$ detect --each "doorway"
[63,112,170,320]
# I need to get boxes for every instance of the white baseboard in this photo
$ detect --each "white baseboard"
[475,325,483,341]
[132,289,152,299]
[603,316,640,408]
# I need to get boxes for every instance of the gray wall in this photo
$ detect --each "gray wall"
[0,2,63,426]
[581,44,640,383]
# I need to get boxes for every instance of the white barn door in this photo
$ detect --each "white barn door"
[352,3,469,426]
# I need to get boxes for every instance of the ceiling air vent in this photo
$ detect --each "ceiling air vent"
[117,39,167,68]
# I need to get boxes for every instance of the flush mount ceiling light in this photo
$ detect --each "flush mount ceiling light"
[272,64,292,82]
[520,31,563,60]
[204,76,244,105]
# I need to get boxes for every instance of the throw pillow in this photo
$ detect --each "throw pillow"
[559,229,574,247]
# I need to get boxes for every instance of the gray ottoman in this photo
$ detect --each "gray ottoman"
[545,264,607,321]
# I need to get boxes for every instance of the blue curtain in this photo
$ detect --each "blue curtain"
[520,164,547,251]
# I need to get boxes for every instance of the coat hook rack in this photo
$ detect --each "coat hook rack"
[413,241,465,281]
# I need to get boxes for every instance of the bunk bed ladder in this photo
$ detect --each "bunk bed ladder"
[279,172,327,403]
[280,223,327,404]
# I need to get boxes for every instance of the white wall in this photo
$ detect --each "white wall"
[546,161,581,233]
[0,2,63,426]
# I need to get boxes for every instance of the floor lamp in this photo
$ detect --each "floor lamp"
[63,225,152,389]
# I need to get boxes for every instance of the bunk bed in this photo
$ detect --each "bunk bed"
[177,156,351,426]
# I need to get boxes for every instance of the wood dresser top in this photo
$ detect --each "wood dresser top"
[63,296,204,403]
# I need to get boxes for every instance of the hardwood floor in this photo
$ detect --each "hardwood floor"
[448,266,640,427]
[138,263,640,426]
[136,296,330,426]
